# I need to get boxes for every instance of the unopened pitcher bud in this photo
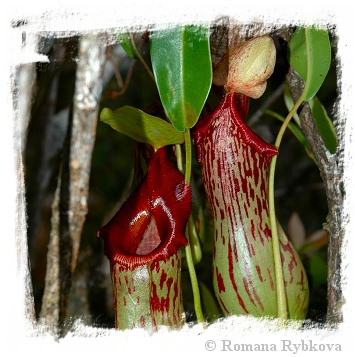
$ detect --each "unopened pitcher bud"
[214,36,276,99]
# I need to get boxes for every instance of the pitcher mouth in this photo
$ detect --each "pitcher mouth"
[98,147,191,270]
[194,92,278,166]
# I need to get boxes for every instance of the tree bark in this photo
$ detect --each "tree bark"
[40,33,107,336]
[286,66,344,325]
[11,33,39,330]
[69,33,107,273]
[39,169,61,334]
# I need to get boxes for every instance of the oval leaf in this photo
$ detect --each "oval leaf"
[150,25,212,132]
[309,96,337,154]
[309,252,327,287]
[100,106,184,150]
[198,280,221,322]
[287,212,306,251]
[117,32,137,59]
[288,27,331,101]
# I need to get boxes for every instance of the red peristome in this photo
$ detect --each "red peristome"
[195,92,278,164]
[98,147,191,270]
[233,92,250,122]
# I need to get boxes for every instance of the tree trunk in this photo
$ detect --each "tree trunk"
[40,33,107,336]
[285,59,344,326]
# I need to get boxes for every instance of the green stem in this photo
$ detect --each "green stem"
[268,92,305,320]
[264,109,316,164]
[130,33,156,83]
[183,129,204,325]
[185,232,204,324]
[175,144,183,173]
[184,129,192,183]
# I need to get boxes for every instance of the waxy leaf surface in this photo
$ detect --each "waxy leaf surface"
[288,27,331,101]
[150,25,212,132]
[309,96,337,154]
[284,83,337,155]
[100,106,184,150]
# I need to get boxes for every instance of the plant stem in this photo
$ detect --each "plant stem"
[263,109,316,164]
[110,57,137,98]
[130,33,156,83]
[184,129,192,183]
[183,129,204,325]
[185,232,204,324]
[175,144,183,173]
[268,92,305,320]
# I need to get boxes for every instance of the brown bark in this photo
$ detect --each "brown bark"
[39,170,61,334]
[40,33,107,336]
[12,35,38,329]
[69,33,107,275]
[286,66,344,325]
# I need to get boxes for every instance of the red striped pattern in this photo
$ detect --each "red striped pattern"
[111,252,185,331]
[195,93,309,319]
[99,147,191,330]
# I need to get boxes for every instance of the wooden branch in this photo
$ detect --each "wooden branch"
[69,33,107,274]
[286,66,344,325]
[12,35,38,329]
[39,168,61,334]
[40,33,107,336]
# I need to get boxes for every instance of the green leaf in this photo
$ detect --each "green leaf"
[198,280,221,322]
[309,96,337,154]
[288,27,331,101]
[117,32,137,59]
[309,252,327,287]
[282,85,337,155]
[150,25,212,132]
[100,106,184,150]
